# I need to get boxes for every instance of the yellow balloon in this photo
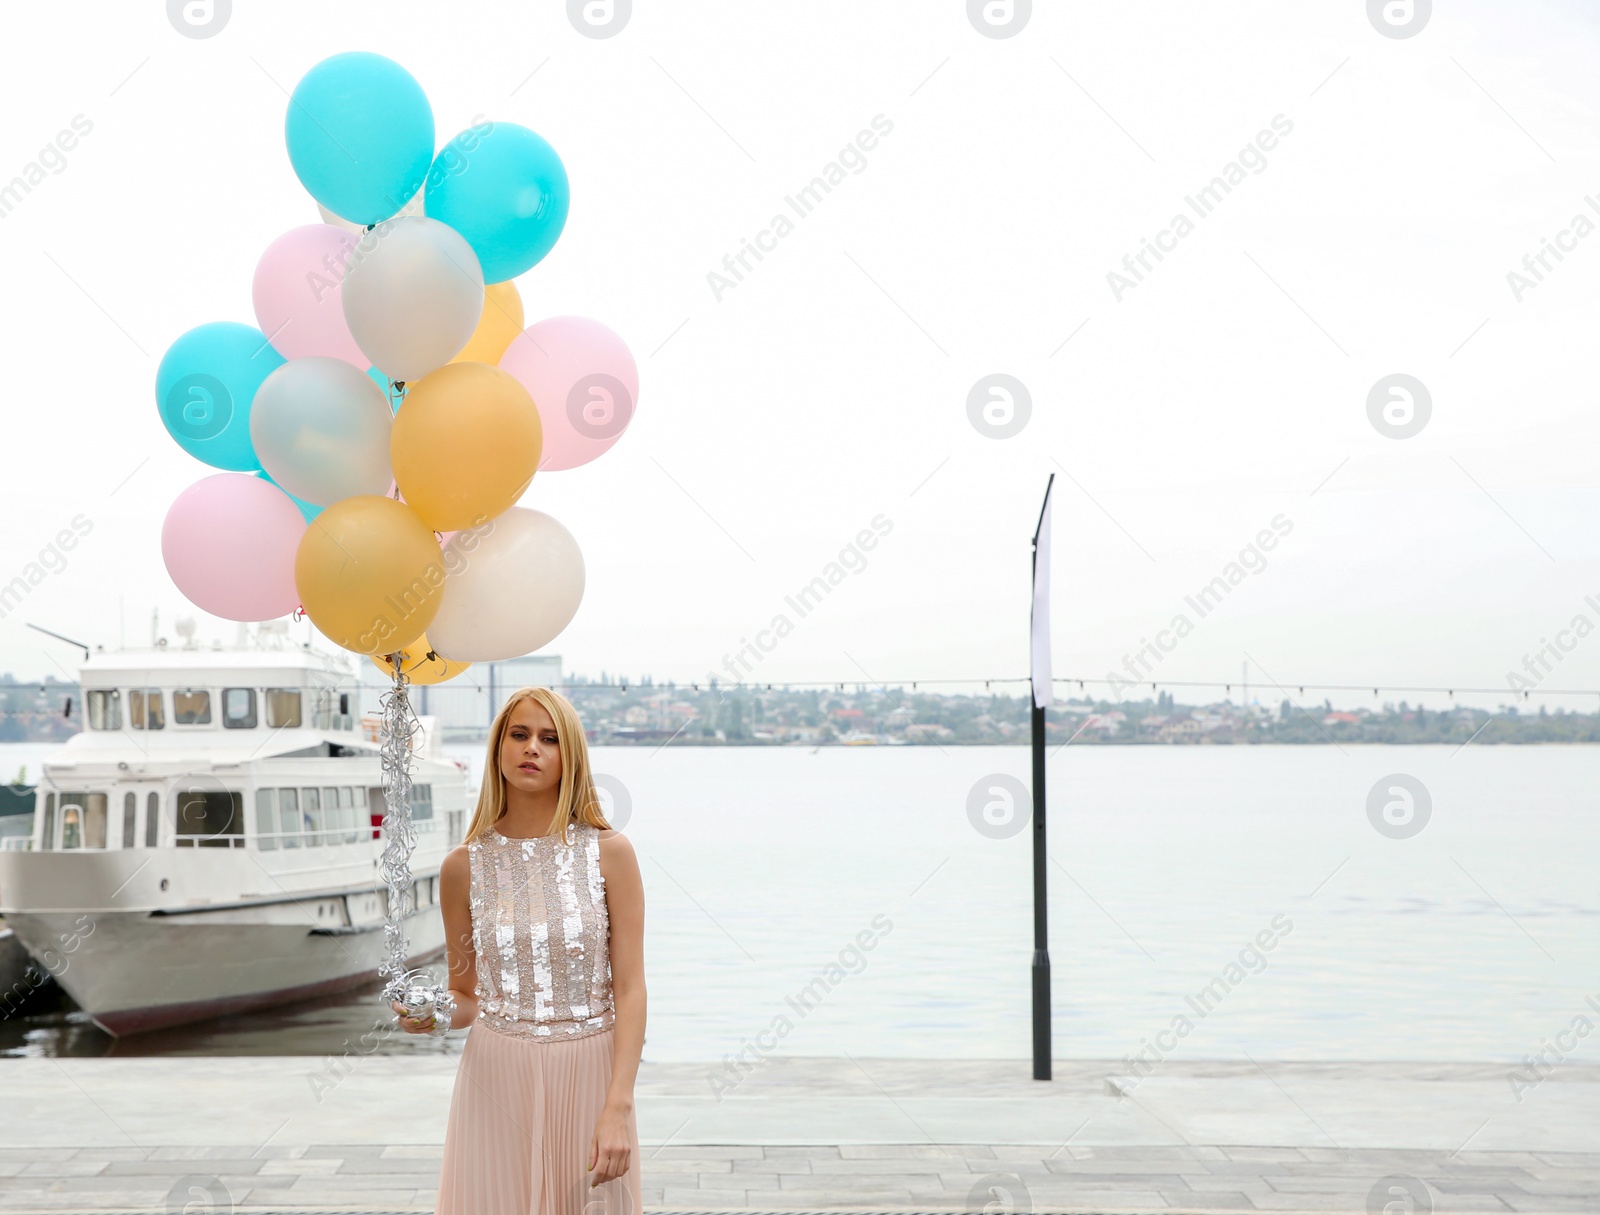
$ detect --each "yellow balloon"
[391,362,543,532]
[369,632,471,685]
[453,280,524,366]
[295,495,445,656]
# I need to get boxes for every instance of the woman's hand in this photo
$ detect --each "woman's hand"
[390,999,439,1035]
[587,1103,632,1185]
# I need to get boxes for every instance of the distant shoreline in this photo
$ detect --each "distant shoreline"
[565,736,1600,747]
[3,677,1590,748]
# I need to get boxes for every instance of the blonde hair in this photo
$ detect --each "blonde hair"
[463,686,611,844]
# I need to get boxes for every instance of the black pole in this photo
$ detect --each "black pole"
[1031,694,1050,1080]
[1030,474,1054,1082]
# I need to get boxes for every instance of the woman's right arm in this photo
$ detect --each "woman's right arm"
[393,844,479,1034]
[438,843,479,1028]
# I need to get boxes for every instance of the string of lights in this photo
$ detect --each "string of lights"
[553,675,1582,700]
[0,674,1579,701]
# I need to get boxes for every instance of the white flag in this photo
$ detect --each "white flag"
[1031,477,1054,709]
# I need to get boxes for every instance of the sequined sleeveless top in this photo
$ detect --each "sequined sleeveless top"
[467,820,615,1040]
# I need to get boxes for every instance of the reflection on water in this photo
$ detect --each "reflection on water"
[0,970,462,1059]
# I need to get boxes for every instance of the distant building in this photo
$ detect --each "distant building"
[361,654,563,741]
[1082,711,1126,733]
[0,676,83,743]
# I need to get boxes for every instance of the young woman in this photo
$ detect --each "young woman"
[393,686,646,1214]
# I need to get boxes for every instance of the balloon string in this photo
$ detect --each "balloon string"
[377,659,421,999]
[376,660,456,1035]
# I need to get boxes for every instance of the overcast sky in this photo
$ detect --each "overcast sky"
[2,0,1598,711]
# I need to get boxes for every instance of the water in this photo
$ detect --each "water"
[0,743,57,789]
[3,741,1596,1061]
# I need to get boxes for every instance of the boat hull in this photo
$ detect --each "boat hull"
[3,900,447,1036]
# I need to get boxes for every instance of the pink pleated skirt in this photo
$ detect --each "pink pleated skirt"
[436,1022,642,1215]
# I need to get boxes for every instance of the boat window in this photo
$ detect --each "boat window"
[129,689,162,729]
[311,688,335,730]
[223,688,258,729]
[341,787,361,842]
[175,789,243,848]
[410,783,434,821]
[88,690,121,731]
[366,787,383,839]
[254,789,277,851]
[278,787,300,849]
[173,689,212,726]
[58,792,107,849]
[301,787,322,845]
[265,688,302,728]
[87,794,107,847]
[122,792,137,848]
[129,688,165,730]
[320,788,338,844]
[41,793,55,851]
[145,791,160,846]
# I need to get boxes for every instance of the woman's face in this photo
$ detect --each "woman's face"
[499,699,563,801]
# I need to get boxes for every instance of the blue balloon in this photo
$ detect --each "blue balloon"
[425,122,570,283]
[253,469,323,523]
[155,322,285,471]
[286,52,434,226]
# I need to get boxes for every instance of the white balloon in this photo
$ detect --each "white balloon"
[341,216,484,382]
[429,508,585,662]
[249,357,393,506]
[318,190,424,234]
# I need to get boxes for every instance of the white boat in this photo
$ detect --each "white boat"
[0,623,471,1035]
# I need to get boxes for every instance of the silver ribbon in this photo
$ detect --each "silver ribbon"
[378,659,455,1037]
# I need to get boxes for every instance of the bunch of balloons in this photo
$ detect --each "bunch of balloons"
[156,52,637,682]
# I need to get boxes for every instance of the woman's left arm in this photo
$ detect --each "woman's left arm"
[591,829,646,1184]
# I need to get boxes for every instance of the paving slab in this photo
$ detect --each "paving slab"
[0,1057,1596,1212]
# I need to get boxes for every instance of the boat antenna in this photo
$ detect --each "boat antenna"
[26,622,90,661]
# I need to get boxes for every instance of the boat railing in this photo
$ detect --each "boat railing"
[251,825,370,849]
[250,818,442,851]
[11,819,445,852]
[172,833,248,848]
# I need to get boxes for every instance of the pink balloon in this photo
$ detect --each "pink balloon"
[252,225,368,366]
[498,316,638,471]
[161,474,306,621]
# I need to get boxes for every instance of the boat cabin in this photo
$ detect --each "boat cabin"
[20,642,456,854]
